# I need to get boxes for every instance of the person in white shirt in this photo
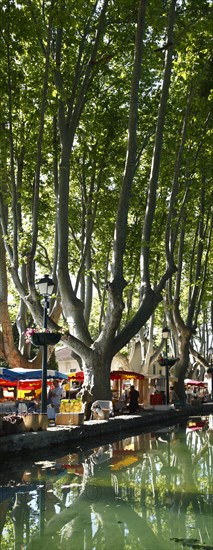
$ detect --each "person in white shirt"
[49,380,62,413]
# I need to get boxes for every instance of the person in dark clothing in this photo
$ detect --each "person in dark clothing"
[129,385,140,413]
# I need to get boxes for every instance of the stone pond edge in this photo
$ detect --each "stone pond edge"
[0,403,213,457]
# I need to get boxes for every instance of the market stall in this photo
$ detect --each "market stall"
[67,369,146,412]
[184,378,209,404]
[184,379,208,386]
[110,370,145,411]
[0,368,68,414]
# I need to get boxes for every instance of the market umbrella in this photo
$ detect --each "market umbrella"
[0,368,18,382]
[0,367,68,382]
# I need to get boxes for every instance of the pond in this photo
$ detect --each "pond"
[0,416,212,550]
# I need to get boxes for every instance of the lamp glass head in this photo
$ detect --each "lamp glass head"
[162,326,170,339]
[37,274,54,296]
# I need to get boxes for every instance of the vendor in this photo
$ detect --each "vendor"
[48,380,62,413]
[128,385,140,414]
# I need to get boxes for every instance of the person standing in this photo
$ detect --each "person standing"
[48,380,62,413]
[129,385,140,414]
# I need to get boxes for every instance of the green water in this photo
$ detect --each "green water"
[0,418,212,550]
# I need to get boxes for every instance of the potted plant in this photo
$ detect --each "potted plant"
[25,327,62,347]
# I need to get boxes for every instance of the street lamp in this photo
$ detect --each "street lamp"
[162,326,171,406]
[37,274,55,413]
[207,347,213,401]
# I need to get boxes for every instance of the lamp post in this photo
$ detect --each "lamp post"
[37,274,55,413]
[207,347,213,401]
[162,326,171,406]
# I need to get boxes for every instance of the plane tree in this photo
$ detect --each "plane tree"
[134,0,212,390]
[0,0,211,404]
[162,4,212,400]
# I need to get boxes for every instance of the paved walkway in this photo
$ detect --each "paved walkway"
[1,403,212,457]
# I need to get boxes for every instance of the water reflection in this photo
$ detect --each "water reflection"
[0,417,212,550]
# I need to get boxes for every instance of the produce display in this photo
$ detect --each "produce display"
[60,399,83,413]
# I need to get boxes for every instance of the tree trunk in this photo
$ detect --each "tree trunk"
[172,298,192,402]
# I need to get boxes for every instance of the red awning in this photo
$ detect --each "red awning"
[68,370,145,382]
[68,372,84,381]
[0,379,52,390]
[0,379,17,387]
[110,370,144,381]
[184,379,207,387]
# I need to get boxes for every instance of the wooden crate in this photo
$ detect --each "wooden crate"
[22,413,48,431]
[38,413,48,431]
[56,412,84,426]
[22,413,39,431]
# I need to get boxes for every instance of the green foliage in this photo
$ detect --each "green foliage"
[48,349,58,370]
[0,0,211,368]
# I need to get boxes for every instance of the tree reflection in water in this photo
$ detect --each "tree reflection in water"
[0,419,212,550]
